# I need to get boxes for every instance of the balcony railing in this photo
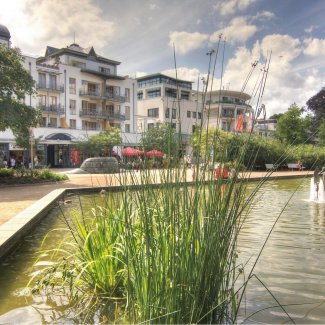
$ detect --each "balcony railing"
[79,89,102,98]
[36,83,64,92]
[79,109,125,121]
[37,104,65,115]
[104,92,126,103]
[222,112,234,118]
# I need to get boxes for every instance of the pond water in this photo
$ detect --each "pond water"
[0,178,325,324]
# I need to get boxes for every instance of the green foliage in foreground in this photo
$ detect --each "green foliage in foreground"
[30,161,259,323]
[0,167,68,183]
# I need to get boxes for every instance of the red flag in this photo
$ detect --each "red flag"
[248,114,253,132]
[236,113,243,132]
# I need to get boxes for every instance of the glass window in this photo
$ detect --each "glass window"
[192,112,197,118]
[125,88,130,102]
[38,73,46,87]
[165,108,170,118]
[187,111,191,118]
[125,106,130,119]
[137,91,143,100]
[146,87,161,98]
[69,78,76,94]
[148,108,159,118]
[70,119,76,129]
[49,118,57,127]
[69,100,76,115]
[172,108,176,119]
[198,112,202,119]
[49,74,57,90]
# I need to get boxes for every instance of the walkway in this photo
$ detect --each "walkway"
[0,168,313,226]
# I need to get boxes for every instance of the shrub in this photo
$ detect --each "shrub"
[0,168,14,177]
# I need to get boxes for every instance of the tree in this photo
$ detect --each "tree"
[141,123,179,155]
[76,128,122,157]
[268,113,283,120]
[0,46,41,137]
[306,87,325,120]
[275,105,312,144]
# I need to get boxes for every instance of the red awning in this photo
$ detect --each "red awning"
[146,149,164,157]
[122,147,144,156]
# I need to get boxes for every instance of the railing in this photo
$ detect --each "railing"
[79,109,125,120]
[37,104,65,115]
[104,92,126,102]
[36,83,64,92]
[206,100,250,107]
[79,90,102,97]
[222,112,234,118]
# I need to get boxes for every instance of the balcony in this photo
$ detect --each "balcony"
[36,83,64,92]
[222,112,234,118]
[38,104,65,115]
[103,92,126,103]
[79,109,125,121]
[79,89,103,99]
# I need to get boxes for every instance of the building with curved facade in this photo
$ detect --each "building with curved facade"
[204,90,253,132]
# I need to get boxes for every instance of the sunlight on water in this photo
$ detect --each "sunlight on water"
[0,178,325,323]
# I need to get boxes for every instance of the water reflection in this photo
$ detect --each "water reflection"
[0,178,325,323]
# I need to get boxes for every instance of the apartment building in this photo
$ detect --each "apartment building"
[204,90,254,132]
[0,23,138,167]
[136,73,202,155]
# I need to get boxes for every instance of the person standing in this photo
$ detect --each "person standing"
[313,168,321,199]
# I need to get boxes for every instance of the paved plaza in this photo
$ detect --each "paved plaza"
[0,168,313,226]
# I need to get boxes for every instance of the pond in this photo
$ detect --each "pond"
[0,178,324,324]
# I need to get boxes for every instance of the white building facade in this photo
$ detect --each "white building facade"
[0,29,138,167]
[204,90,254,132]
[136,73,203,155]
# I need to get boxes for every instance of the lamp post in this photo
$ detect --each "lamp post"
[29,128,34,169]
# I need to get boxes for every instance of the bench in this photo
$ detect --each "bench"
[265,164,277,170]
[287,163,304,171]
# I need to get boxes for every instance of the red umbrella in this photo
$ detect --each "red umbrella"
[146,149,164,157]
[122,147,144,156]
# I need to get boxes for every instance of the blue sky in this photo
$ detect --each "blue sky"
[1,0,325,116]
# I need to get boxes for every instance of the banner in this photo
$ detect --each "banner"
[235,113,243,132]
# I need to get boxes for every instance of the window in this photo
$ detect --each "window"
[49,118,57,127]
[69,100,76,115]
[125,88,130,102]
[146,87,161,98]
[70,119,76,129]
[165,108,170,118]
[148,108,159,118]
[137,91,143,100]
[148,123,155,129]
[40,117,46,127]
[187,111,191,118]
[82,121,98,130]
[181,91,190,100]
[171,123,176,129]
[49,96,57,105]
[165,88,177,98]
[38,95,46,106]
[172,108,176,119]
[49,74,57,90]
[125,106,130,119]
[38,73,46,88]
[192,112,197,118]
[69,78,76,94]
[99,66,110,75]
[198,112,202,119]
[125,124,130,133]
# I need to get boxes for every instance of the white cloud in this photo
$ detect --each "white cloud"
[304,26,315,34]
[253,11,275,20]
[303,38,325,56]
[0,0,115,54]
[215,0,258,16]
[210,17,257,44]
[149,3,159,10]
[169,31,209,55]
[258,34,301,62]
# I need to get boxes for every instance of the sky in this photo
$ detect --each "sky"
[1,0,325,117]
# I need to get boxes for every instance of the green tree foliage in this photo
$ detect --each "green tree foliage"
[141,122,179,155]
[268,113,283,120]
[306,87,325,121]
[0,46,41,137]
[275,105,312,144]
[76,128,122,157]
